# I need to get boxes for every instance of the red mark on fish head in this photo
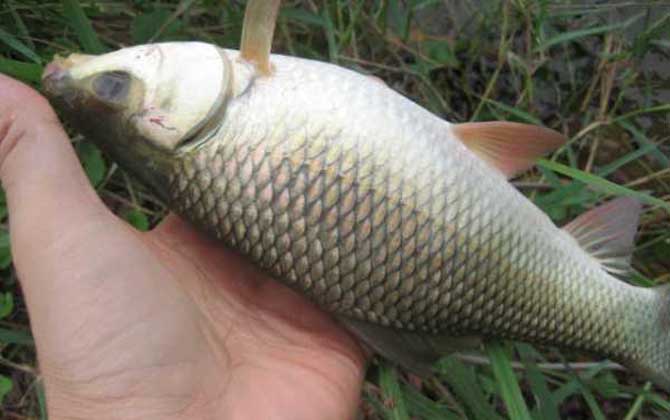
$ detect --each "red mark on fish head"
[149,115,165,125]
[146,114,177,132]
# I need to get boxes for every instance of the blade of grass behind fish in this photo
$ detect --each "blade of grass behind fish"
[537,159,670,213]
[0,57,42,83]
[384,0,411,41]
[150,0,196,43]
[614,120,669,167]
[0,327,34,346]
[437,356,503,420]
[401,383,462,420]
[579,384,608,420]
[516,343,560,420]
[281,7,325,27]
[336,1,366,49]
[61,0,106,54]
[631,12,670,58]
[320,5,338,64]
[548,361,616,416]
[535,182,595,220]
[6,0,34,50]
[0,27,41,64]
[536,12,644,52]
[486,341,532,420]
[648,392,670,412]
[623,382,652,420]
[610,104,670,125]
[596,143,662,178]
[35,380,48,420]
[481,99,544,125]
[378,363,411,420]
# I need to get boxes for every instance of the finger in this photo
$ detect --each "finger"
[149,212,232,257]
[0,74,115,302]
[0,75,110,242]
[150,213,192,238]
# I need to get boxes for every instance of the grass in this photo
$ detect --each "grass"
[1,0,669,418]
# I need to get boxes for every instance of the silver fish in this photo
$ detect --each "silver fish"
[42,0,670,391]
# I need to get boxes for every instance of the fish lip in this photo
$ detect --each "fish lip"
[42,62,70,93]
[42,62,79,106]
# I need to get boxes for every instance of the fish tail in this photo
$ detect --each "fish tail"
[628,284,670,391]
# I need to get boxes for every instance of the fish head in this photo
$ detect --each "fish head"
[42,42,232,198]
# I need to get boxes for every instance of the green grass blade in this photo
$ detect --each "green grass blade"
[36,380,48,420]
[0,327,34,346]
[281,7,325,27]
[0,57,43,83]
[402,383,461,420]
[123,208,150,231]
[611,104,670,124]
[616,120,669,167]
[517,344,560,420]
[379,364,411,420]
[648,392,670,411]
[623,382,652,420]
[538,159,670,213]
[549,361,612,406]
[481,99,543,125]
[320,6,338,63]
[7,0,35,50]
[438,357,503,420]
[0,27,41,64]
[596,143,660,177]
[62,0,106,54]
[580,385,607,420]
[0,375,12,404]
[486,341,532,420]
[537,12,644,51]
[76,141,106,187]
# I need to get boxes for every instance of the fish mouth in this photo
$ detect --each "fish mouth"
[42,54,94,101]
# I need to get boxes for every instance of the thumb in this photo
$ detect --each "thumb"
[0,74,111,281]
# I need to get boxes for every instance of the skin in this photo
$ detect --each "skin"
[0,74,367,420]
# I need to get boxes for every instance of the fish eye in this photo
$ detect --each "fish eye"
[91,71,131,103]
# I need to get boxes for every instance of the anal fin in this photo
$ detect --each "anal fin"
[338,316,481,376]
[562,197,642,275]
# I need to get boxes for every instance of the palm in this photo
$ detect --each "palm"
[0,75,366,420]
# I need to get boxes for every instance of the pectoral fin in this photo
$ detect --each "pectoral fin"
[562,197,641,275]
[452,122,566,178]
[338,316,481,376]
[240,0,281,76]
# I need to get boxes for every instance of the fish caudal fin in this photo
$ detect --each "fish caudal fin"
[562,197,641,276]
[240,0,281,76]
[452,121,567,178]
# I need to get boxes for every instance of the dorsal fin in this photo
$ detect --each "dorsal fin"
[563,197,642,275]
[338,316,481,376]
[452,122,566,178]
[240,0,281,76]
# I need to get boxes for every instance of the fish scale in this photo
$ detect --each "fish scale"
[163,53,659,372]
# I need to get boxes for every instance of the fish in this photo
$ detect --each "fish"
[41,0,670,390]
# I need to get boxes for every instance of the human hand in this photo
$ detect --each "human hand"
[0,74,367,420]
